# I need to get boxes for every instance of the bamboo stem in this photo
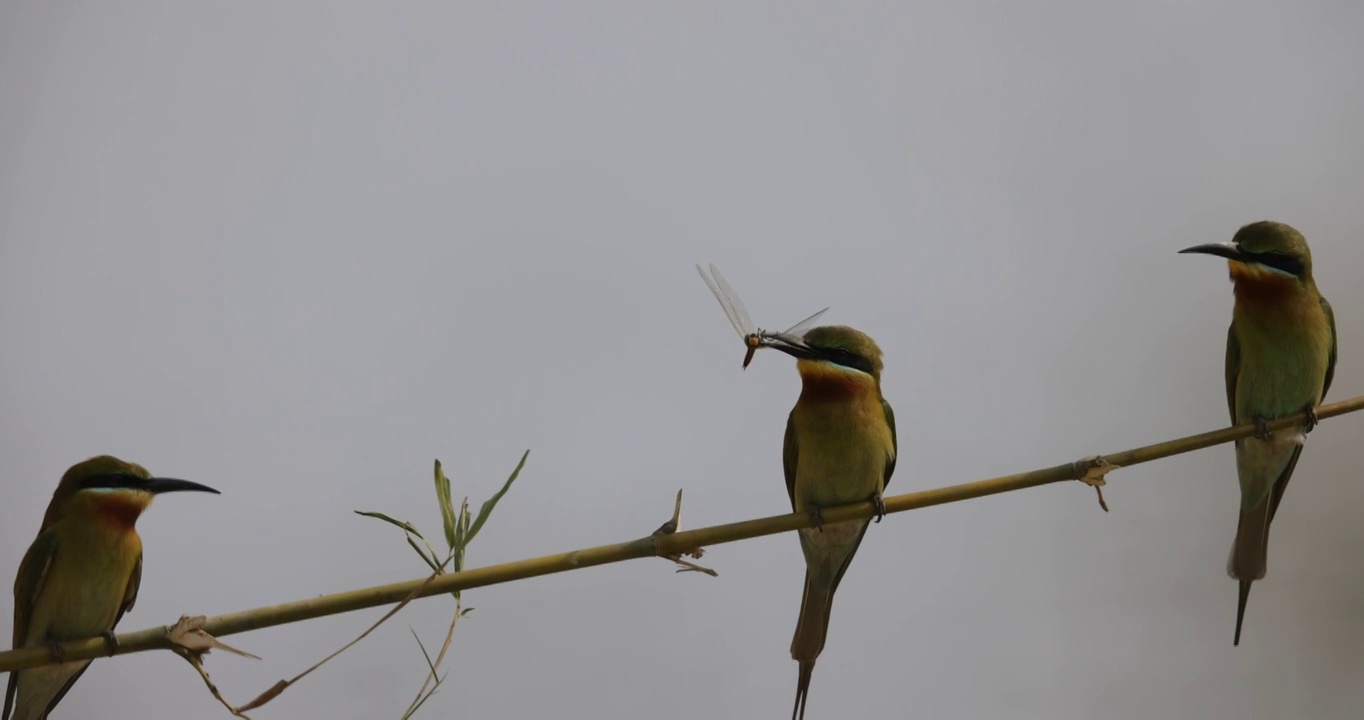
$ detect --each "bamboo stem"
[2,394,1361,674]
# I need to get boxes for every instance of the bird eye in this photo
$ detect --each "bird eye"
[828,348,866,371]
[1257,251,1304,276]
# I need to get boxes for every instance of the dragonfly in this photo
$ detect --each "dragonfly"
[696,263,829,369]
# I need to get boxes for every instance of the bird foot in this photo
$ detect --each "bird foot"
[1302,404,1319,434]
[870,493,886,523]
[1253,416,1272,441]
[47,640,65,664]
[807,504,824,531]
[101,630,120,656]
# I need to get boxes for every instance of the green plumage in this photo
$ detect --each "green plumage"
[5,525,143,720]
[4,457,217,720]
[776,326,897,720]
[1185,221,1337,646]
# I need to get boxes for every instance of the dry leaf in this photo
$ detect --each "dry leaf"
[168,615,262,660]
[1072,456,1119,512]
[651,489,684,536]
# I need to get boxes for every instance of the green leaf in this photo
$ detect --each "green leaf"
[406,535,441,573]
[457,499,471,540]
[444,547,462,598]
[460,449,529,547]
[354,510,424,539]
[410,628,438,676]
[406,673,446,718]
[433,460,457,550]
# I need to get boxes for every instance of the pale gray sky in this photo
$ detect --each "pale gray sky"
[3,3,1363,719]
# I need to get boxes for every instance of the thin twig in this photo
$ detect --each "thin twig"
[232,556,455,713]
[174,650,253,719]
[404,595,460,718]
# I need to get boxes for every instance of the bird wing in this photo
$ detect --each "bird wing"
[1266,296,1335,526]
[1321,296,1337,401]
[37,552,142,718]
[783,410,798,510]
[3,539,143,720]
[882,398,897,489]
[121,554,142,617]
[1224,323,1241,425]
[9,532,55,649]
[4,530,57,720]
[1265,446,1303,526]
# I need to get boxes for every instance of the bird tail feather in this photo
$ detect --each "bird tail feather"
[1227,498,1270,581]
[790,577,831,720]
[1228,498,1271,646]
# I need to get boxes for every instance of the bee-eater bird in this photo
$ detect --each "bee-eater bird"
[766,325,896,720]
[1180,221,1337,646]
[4,456,220,720]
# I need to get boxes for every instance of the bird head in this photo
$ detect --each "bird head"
[766,325,886,390]
[42,455,220,530]
[1179,220,1315,286]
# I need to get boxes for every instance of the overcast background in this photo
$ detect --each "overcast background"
[3,3,1363,719]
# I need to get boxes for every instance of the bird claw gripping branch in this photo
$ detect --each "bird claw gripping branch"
[869,493,886,523]
[1302,404,1320,434]
[806,504,825,531]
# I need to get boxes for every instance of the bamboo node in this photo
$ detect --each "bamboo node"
[1073,455,1118,512]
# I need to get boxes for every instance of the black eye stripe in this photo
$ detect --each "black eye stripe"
[1251,251,1305,277]
[79,473,144,490]
[825,348,875,375]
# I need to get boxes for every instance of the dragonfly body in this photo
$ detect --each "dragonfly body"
[696,264,828,368]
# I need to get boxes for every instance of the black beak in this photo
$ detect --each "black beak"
[141,477,221,495]
[1178,242,1247,262]
[764,333,825,361]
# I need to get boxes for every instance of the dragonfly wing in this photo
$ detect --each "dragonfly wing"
[782,306,829,337]
[759,307,829,348]
[696,264,755,337]
[761,330,812,348]
[706,264,756,335]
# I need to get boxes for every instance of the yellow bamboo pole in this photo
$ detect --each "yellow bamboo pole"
[2,394,1361,674]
